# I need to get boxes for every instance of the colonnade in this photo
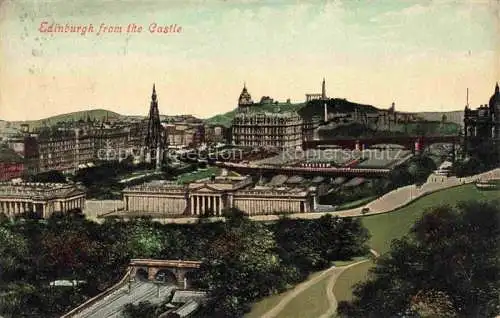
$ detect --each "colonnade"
[0,201,36,216]
[0,196,85,218]
[191,195,224,216]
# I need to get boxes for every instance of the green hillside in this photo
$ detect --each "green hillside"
[205,98,382,127]
[205,102,305,127]
[13,109,122,129]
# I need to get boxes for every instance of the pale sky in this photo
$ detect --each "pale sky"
[0,0,499,121]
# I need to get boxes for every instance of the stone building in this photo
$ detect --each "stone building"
[122,175,316,216]
[231,112,303,150]
[0,146,24,181]
[94,122,146,161]
[164,122,205,148]
[204,124,227,145]
[0,182,86,218]
[464,83,500,152]
[305,78,328,102]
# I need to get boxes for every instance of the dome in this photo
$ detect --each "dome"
[238,84,253,106]
[489,82,499,113]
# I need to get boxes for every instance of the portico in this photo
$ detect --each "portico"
[190,193,225,216]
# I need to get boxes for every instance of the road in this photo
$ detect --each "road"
[75,281,174,318]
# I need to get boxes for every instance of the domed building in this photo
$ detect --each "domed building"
[237,83,254,112]
[464,82,500,153]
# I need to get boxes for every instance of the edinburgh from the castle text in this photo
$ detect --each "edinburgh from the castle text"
[38,22,182,35]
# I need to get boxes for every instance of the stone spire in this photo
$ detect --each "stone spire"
[145,83,165,170]
[152,83,157,101]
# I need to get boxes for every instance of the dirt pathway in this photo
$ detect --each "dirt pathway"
[318,259,371,318]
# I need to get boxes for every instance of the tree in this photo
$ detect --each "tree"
[126,219,164,258]
[407,155,437,185]
[30,170,66,183]
[199,219,284,317]
[338,200,500,317]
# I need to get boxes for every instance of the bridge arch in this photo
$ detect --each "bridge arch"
[153,269,178,284]
[135,267,149,281]
[129,259,202,289]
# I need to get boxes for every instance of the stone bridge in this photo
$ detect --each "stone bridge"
[304,135,461,150]
[129,259,202,289]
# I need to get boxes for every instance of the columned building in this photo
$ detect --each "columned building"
[122,175,316,216]
[0,182,86,218]
[305,78,328,102]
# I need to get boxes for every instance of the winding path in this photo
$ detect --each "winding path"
[319,260,370,318]
[259,260,370,318]
[260,265,338,318]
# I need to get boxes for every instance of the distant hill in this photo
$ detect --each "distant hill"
[12,109,122,129]
[206,99,466,129]
[205,98,382,127]
[414,111,464,126]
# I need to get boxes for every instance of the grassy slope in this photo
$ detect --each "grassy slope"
[362,184,499,254]
[331,184,500,307]
[275,272,333,318]
[333,261,374,303]
[245,270,326,318]
[247,184,499,317]
[205,103,305,127]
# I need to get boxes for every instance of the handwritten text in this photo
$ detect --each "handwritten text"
[38,22,182,35]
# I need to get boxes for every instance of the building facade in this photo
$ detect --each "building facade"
[94,122,146,162]
[231,112,303,149]
[0,146,24,181]
[164,122,205,148]
[122,175,316,217]
[204,125,227,145]
[464,83,500,152]
[0,182,86,218]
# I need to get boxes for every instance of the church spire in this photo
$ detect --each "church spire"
[152,83,157,101]
[496,82,499,93]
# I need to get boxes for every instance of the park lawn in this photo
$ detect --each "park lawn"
[245,270,326,318]
[333,261,374,303]
[176,166,221,184]
[361,184,500,255]
[275,270,334,318]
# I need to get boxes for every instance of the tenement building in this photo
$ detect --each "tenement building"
[464,83,500,152]
[122,175,316,216]
[0,182,86,218]
[231,112,303,149]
